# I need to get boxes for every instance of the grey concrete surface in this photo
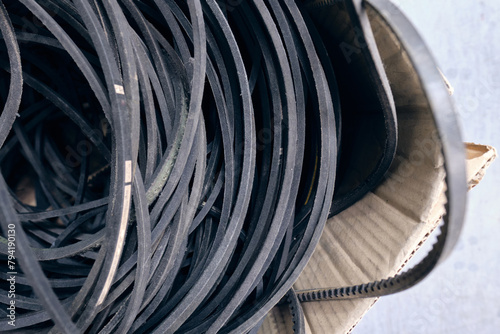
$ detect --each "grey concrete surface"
[354,1,500,333]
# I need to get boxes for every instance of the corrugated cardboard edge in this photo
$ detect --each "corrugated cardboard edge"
[260,143,496,334]
[465,143,497,190]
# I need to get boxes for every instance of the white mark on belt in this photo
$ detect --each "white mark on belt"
[96,184,132,306]
[125,160,132,183]
[114,84,125,95]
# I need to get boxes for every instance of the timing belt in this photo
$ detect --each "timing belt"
[0,0,465,333]
[292,0,467,317]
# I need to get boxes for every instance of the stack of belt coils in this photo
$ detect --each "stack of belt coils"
[0,0,466,333]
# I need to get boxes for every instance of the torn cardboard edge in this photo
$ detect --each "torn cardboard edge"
[465,143,497,190]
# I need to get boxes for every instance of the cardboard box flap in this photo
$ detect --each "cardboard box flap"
[465,143,497,190]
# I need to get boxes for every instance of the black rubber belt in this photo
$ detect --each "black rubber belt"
[0,0,465,333]
[292,0,467,311]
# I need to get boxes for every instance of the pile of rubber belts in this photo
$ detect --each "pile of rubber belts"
[0,0,456,333]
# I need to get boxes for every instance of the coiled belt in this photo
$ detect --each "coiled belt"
[0,0,466,333]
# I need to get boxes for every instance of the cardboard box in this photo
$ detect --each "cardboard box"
[260,143,496,334]
[260,2,497,332]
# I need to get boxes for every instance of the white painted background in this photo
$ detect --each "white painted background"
[354,0,500,333]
